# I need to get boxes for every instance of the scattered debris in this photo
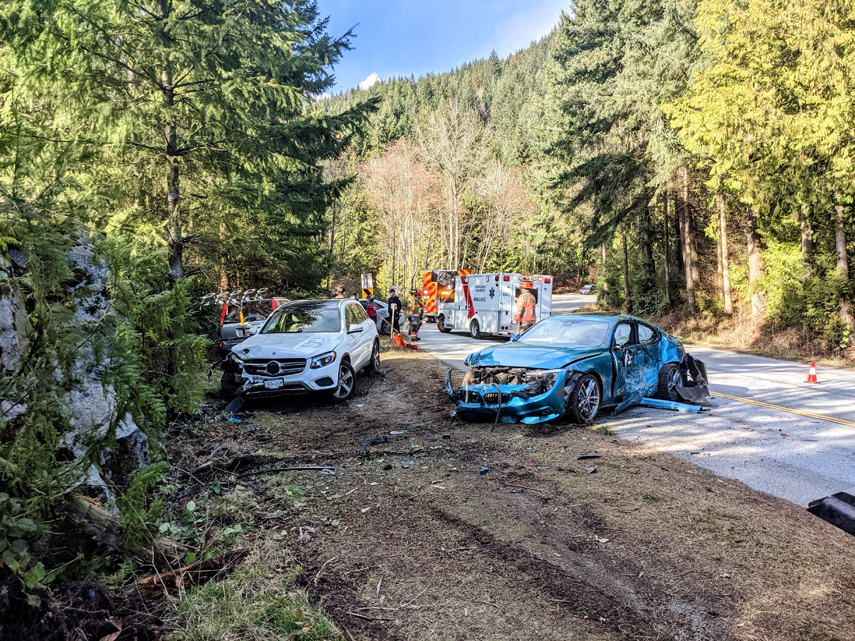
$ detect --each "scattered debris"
[586,467,597,474]
[808,488,855,536]
[360,436,388,446]
[210,445,230,458]
[508,488,524,494]
[431,485,447,490]
[223,396,245,415]
[574,453,601,460]
[596,537,610,543]
[390,430,407,435]
[639,397,701,413]
[299,526,317,542]
[225,416,241,424]
[236,465,336,478]
[137,549,250,597]
[479,467,490,475]
[442,434,451,439]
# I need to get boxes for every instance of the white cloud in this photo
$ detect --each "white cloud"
[358,72,380,90]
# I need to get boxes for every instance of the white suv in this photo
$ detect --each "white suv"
[223,299,380,403]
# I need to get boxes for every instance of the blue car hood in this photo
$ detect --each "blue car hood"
[466,343,607,369]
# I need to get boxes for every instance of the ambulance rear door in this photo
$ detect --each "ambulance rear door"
[535,275,553,320]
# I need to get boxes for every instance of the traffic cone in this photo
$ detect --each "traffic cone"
[807,362,818,383]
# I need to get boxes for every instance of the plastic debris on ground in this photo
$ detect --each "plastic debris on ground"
[574,453,601,460]
[479,467,490,475]
[359,435,388,446]
[639,398,702,413]
[225,416,241,424]
[586,467,597,474]
[390,430,407,435]
[508,488,524,494]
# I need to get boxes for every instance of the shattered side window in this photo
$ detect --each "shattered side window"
[638,324,656,344]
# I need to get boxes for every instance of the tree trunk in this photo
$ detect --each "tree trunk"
[677,168,696,313]
[834,201,853,330]
[681,168,700,285]
[163,70,183,284]
[663,194,671,306]
[600,243,609,298]
[218,221,229,292]
[718,193,732,315]
[622,232,631,314]
[799,204,812,282]
[747,208,765,317]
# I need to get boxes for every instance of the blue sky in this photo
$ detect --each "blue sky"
[317,0,570,93]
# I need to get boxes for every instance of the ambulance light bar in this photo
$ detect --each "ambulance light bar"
[503,275,510,281]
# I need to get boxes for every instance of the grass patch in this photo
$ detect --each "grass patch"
[590,425,614,436]
[169,538,343,641]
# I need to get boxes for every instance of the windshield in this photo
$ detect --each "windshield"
[518,318,611,346]
[261,302,341,334]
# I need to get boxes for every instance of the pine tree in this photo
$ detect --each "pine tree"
[2,0,374,284]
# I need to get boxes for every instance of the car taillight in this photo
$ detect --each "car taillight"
[545,278,551,284]
[220,304,227,327]
[503,275,510,281]
[271,298,278,310]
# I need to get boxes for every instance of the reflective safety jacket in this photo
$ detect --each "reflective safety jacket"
[514,289,536,324]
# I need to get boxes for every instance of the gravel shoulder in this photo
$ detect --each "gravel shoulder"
[166,343,855,641]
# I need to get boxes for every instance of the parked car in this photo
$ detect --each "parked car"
[445,312,708,424]
[358,298,391,335]
[222,299,380,403]
[216,298,287,355]
[579,284,596,295]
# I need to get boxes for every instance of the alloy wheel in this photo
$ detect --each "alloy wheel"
[578,378,600,421]
[334,363,354,399]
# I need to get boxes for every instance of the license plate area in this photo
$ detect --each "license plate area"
[263,378,284,390]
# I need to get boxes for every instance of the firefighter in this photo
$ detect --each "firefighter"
[406,290,423,341]
[514,285,537,333]
[387,287,403,332]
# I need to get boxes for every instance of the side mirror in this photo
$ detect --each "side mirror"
[509,333,520,342]
[246,326,259,336]
[348,323,364,333]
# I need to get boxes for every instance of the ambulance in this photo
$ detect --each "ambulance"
[422,269,471,322]
[435,273,553,338]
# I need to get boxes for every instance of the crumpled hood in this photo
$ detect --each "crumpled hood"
[465,343,606,369]
[232,333,341,360]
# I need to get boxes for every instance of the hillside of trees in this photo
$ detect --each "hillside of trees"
[322,0,854,354]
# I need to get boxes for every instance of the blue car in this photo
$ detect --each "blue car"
[445,313,709,424]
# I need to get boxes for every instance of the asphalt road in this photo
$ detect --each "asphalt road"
[412,294,855,507]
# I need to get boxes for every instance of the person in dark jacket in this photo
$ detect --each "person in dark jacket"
[387,287,403,332]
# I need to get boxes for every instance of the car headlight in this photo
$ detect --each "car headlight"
[228,353,244,369]
[524,369,562,386]
[310,351,337,369]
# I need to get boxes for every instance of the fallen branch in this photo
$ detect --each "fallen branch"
[137,548,250,598]
[236,466,335,478]
[64,496,182,567]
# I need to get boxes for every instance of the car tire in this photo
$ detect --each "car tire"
[469,319,481,339]
[437,315,451,333]
[329,360,356,404]
[366,340,381,378]
[567,373,601,424]
[656,363,682,401]
[221,371,239,396]
[379,318,391,336]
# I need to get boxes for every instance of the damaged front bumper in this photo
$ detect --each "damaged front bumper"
[445,368,581,424]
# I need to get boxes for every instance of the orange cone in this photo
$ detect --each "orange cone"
[807,362,818,383]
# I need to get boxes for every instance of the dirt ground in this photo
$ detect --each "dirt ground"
[164,344,855,641]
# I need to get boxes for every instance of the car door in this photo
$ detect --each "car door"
[351,302,375,368]
[345,303,370,368]
[610,321,645,400]
[637,322,663,394]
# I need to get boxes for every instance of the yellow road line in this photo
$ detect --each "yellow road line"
[713,391,855,428]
